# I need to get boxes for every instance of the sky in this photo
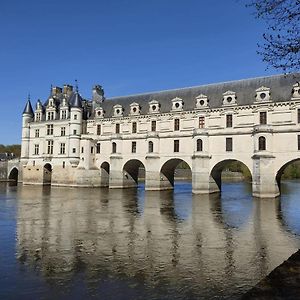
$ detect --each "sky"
[0,0,282,144]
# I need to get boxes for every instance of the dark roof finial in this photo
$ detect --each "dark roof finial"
[75,79,79,93]
[50,84,53,96]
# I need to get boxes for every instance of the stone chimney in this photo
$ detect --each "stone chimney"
[63,84,73,96]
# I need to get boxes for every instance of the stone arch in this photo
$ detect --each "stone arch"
[100,161,110,187]
[122,159,145,187]
[8,167,18,182]
[43,163,52,185]
[276,158,300,193]
[210,159,252,192]
[160,158,192,189]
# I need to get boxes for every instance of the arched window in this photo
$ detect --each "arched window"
[148,141,154,153]
[112,142,117,153]
[196,139,203,151]
[258,136,266,151]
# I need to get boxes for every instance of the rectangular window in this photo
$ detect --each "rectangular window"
[47,140,53,155]
[61,127,66,136]
[61,110,67,119]
[60,143,65,154]
[298,135,300,150]
[298,109,300,124]
[260,111,267,125]
[97,124,101,135]
[91,146,94,154]
[48,111,54,120]
[74,114,77,120]
[47,124,53,135]
[174,140,179,152]
[132,141,136,153]
[73,148,76,154]
[132,122,137,133]
[36,113,41,121]
[96,143,100,154]
[174,119,180,131]
[199,116,205,128]
[226,138,233,152]
[226,114,233,128]
[151,120,156,132]
[116,123,120,134]
[81,147,84,153]
[34,144,39,155]
[35,129,39,138]
[73,129,77,135]
[63,161,65,168]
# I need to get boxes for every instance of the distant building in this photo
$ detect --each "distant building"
[0,153,16,161]
[20,74,300,198]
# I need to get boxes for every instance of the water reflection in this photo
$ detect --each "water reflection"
[1,181,299,299]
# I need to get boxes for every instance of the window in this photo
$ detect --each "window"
[151,120,156,132]
[34,144,39,155]
[60,143,66,154]
[226,114,233,128]
[132,122,137,133]
[148,141,154,153]
[197,139,203,151]
[81,147,84,153]
[74,114,77,120]
[298,135,300,150]
[199,116,205,128]
[226,138,233,152]
[97,124,101,135]
[36,113,41,121]
[112,142,117,153]
[174,140,179,152]
[298,109,300,123]
[72,148,76,153]
[46,124,53,135]
[61,110,67,119]
[61,127,65,136]
[47,140,53,155]
[258,136,266,151]
[91,146,94,154]
[73,129,77,135]
[116,123,120,134]
[62,161,65,169]
[47,111,54,120]
[35,129,39,138]
[132,141,136,153]
[174,119,180,131]
[96,143,101,154]
[260,111,267,125]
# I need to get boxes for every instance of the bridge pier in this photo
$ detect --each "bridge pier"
[252,153,280,198]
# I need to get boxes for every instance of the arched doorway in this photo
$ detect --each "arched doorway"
[8,167,18,183]
[160,158,192,190]
[210,159,252,193]
[276,159,300,193]
[43,163,52,185]
[100,161,110,187]
[123,159,145,188]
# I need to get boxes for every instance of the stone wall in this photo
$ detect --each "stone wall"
[0,161,8,181]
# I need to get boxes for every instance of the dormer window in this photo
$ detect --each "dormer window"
[223,91,237,106]
[292,82,300,99]
[195,94,209,109]
[95,107,104,118]
[171,97,184,111]
[255,86,271,102]
[149,100,160,114]
[113,104,123,117]
[130,103,141,115]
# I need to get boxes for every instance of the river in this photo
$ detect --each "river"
[0,181,300,299]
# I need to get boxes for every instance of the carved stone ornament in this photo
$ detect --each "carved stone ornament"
[149,99,160,114]
[171,97,184,111]
[223,91,237,106]
[113,104,123,117]
[130,102,141,115]
[195,94,209,109]
[255,86,271,102]
[95,107,104,118]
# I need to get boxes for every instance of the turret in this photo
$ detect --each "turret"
[21,97,34,160]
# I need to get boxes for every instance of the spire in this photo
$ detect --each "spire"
[23,95,34,116]
[70,80,82,108]
[75,79,79,93]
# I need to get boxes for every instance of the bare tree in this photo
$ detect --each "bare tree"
[247,0,300,72]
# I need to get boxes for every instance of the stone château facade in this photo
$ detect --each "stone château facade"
[20,73,300,198]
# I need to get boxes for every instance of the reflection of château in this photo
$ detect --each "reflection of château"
[16,186,300,294]
[20,74,300,197]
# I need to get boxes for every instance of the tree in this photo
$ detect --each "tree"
[247,0,300,72]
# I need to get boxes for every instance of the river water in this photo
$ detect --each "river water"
[0,181,300,300]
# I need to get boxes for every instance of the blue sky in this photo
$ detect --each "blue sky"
[0,0,280,144]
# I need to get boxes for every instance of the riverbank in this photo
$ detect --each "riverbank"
[241,249,300,299]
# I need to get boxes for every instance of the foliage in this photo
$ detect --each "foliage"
[0,144,21,157]
[282,161,300,179]
[247,0,300,72]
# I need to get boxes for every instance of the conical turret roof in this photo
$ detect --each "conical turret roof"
[70,92,83,108]
[23,99,34,116]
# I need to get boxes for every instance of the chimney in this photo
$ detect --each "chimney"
[52,86,62,96]
[63,84,73,96]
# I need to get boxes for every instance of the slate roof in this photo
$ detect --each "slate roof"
[99,73,300,117]
[23,100,34,116]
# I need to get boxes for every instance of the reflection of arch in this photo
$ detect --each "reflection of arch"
[276,159,300,192]
[123,159,145,185]
[160,158,192,187]
[210,159,252,191]
[100,161,110,187]
[43,163,52,185]
[8,167,18,182]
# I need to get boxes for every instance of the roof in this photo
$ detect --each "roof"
[23,100,34,116]
[70,92,83,108]
[99,73,300,117]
